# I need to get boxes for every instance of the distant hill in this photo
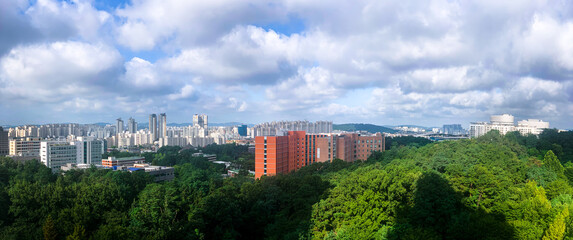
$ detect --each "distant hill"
[334,123,398,134]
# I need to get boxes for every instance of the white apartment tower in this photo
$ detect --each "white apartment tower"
[128,117,137,133]
[159,113,167,139]
[150,114,158,141]
[116,118,124,135]
[193,114,208,129]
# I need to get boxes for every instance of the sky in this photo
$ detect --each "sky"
[1,0,572,128]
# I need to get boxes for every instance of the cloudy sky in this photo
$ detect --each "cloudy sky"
[1,0,572,128]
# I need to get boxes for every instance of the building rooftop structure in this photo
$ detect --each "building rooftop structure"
[470,114,549,138]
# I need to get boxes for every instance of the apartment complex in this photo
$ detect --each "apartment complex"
[252,120,332,136]
[470,114,549,138]
[255,131,384,178]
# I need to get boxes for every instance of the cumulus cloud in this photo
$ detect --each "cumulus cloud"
[398,66,503,93]
[160,25,300,84]
[123,57,161,88]
[115,0,287,50]
[0,41,122,102]
[266,67,340,111]
[26,0,112,41]
[168,84,195,100]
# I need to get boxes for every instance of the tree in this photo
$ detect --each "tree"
[544,151,564,177]
[542,208,568,240]
[43,215,58,240]
[66,224,87,240]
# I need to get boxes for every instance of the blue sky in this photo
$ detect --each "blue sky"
[1,0,573,128]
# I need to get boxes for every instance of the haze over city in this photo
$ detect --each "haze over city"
[1,0,573,128]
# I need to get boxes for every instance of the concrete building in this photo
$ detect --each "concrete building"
[193,114,208,129]
[0,127,8,156]
[128,117,137,133]
[470,114,549,138]
[102,156,146,168]
[253,120,332,136]
[40,141,78,172]
[442,124,466,135]
[71,139,103,165]
[9,137,42,157]
[149,114,158,141]
[517,119,550,135]
[159,113,167,139]
[140,165,175,182]
[117,118,124,134]
[255,131,384,178]
[237,125,247,137]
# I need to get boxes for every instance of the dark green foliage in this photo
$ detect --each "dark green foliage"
[385,136,433,149]
[102,150,139,159]
[333,123,398,133]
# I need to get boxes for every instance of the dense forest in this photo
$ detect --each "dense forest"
[1,129,573,239]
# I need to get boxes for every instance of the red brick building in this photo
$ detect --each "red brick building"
[255,131,384,178]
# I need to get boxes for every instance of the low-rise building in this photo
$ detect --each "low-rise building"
[101,156,145,168]
[123,163,174,182]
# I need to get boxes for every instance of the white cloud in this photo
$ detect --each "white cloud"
[399,66,502,93]
[510,14,573,78]
[123,57,161,88]
[26,0,112,41]
[115,0,286,51]
[265,67,340,111]
[0,41,121,102]
[168,84,195,100]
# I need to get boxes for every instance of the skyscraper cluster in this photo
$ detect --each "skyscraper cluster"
[109,113,226,148]
[148,113,167,141]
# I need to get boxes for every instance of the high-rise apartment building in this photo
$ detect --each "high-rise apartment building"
[253,120,332,136]
[255,131,384,178]
[159,113,167,139]
[128,117,137,133]
[193,114,208,129]
[237,125,247,136]
[149,114,158,141]
[0,127,8,156]
[116,118,124,134]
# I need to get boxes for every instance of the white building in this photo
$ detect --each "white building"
[470,114,549,138]
[40,142,78,172]
[71,138,103,165]
[517,119,550,135]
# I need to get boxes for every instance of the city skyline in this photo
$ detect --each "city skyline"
[1,0,573,128]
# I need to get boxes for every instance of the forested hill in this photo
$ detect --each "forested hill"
[1,129,573,239]
[334,123,398,133]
